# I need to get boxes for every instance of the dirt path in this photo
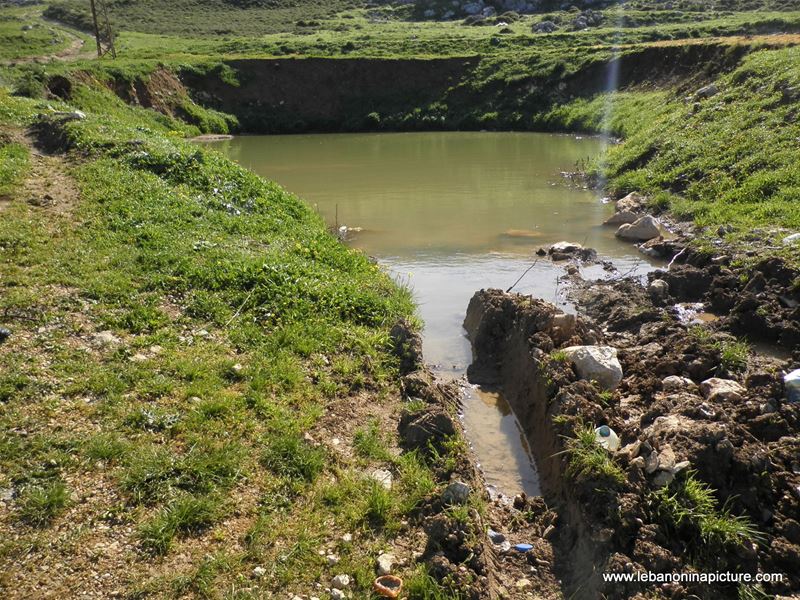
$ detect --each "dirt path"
[1,21,95,66]
[0,128,80,214]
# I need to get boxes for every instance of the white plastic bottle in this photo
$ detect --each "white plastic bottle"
[595,425,621,451]
[785,369,800,403]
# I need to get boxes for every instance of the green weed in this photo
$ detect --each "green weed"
[651,472,764,562]
[564,425,625,485]
[18,480,69,527]
[261,432,325,484]
[139,494,219,555]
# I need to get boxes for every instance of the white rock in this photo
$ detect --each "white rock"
[648,279,669,301]
[561,345,623,390]
[92,330,121,348]
[549,241,583,254]
[616,215,661,241]
[331,574,350,589]
[604,210,639,225]
[330,590,346,600]
[369,468,393,490]
[341,533,353,543]
[644,451,659,474]
[442,481,471,505]
[662,375,696,393]
[252,566,266,578]
[615,191,646,213]
[700,378,746,402]
[326,554,339,566]
[376,552,395,576]
[783,233,800,245]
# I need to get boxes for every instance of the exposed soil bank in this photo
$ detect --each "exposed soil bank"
[176,42,750,134]
[41,40,758,135]
[463,249,800,599]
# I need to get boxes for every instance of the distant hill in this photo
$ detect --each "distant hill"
[43,0,799,38]
[43,0,367,37]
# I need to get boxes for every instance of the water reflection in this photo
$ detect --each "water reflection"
[211,132,653,498]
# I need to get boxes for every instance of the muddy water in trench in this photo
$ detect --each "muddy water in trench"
[211,132,651,499]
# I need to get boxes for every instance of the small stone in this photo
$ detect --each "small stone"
[252,566,266,578]
[369,468,393,490]
[700,378,746,402]
[644,451,659,474]
[516,578,531,589]
[0,327,10,343]
[652,470,675,487]
[92,331,121,348]
[662,375,695,393]
[604,210,639,226]
[549,241,583,254]
[648,279,669,301]
[615,215,661,242]
[561,345,623,390]
[341,533,353,543]
[672,460,690,474]
[326,554,339,566]
[331,574,350,589]
[487,528,506,544]
[657,446,676,471]
[694,83,719,99]
[616,191,646,213]
[442,481,471,505]
[376,553,394,576]
[330,590,346,600]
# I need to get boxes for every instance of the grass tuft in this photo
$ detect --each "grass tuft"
[139,494,219,555]
[18,480,69,527]
[564,425,625,485]
[261,432,325,484]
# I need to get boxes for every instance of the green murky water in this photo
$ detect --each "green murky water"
[211,132,650,499]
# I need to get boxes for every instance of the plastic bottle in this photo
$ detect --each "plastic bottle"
[594,425,621,451]
[785,369,800,403]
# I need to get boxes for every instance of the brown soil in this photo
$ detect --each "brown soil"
[463,249,800,599]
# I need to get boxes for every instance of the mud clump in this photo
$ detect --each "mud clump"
[464,279,800,599]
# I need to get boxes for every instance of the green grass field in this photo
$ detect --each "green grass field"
[0,79,474,596]
[1,0,800,595]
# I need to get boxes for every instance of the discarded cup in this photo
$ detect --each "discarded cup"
[513,543,534,553]
[373,575,403,598]
[785,369,800,403]
[594,425,620,451]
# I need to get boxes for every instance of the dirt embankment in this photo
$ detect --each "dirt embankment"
[179,57,480,133]
[463,250,800,599]
[113,40,751,134]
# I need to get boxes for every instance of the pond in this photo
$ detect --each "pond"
[211,131,650,499]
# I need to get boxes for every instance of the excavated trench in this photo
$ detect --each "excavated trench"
[464,292,605,598]
[461,243,800,600]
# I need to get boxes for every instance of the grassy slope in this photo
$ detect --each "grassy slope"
[37,2,800,60]
[0,5,90,61]
[536,45,800,261]
[0,82,469,597]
